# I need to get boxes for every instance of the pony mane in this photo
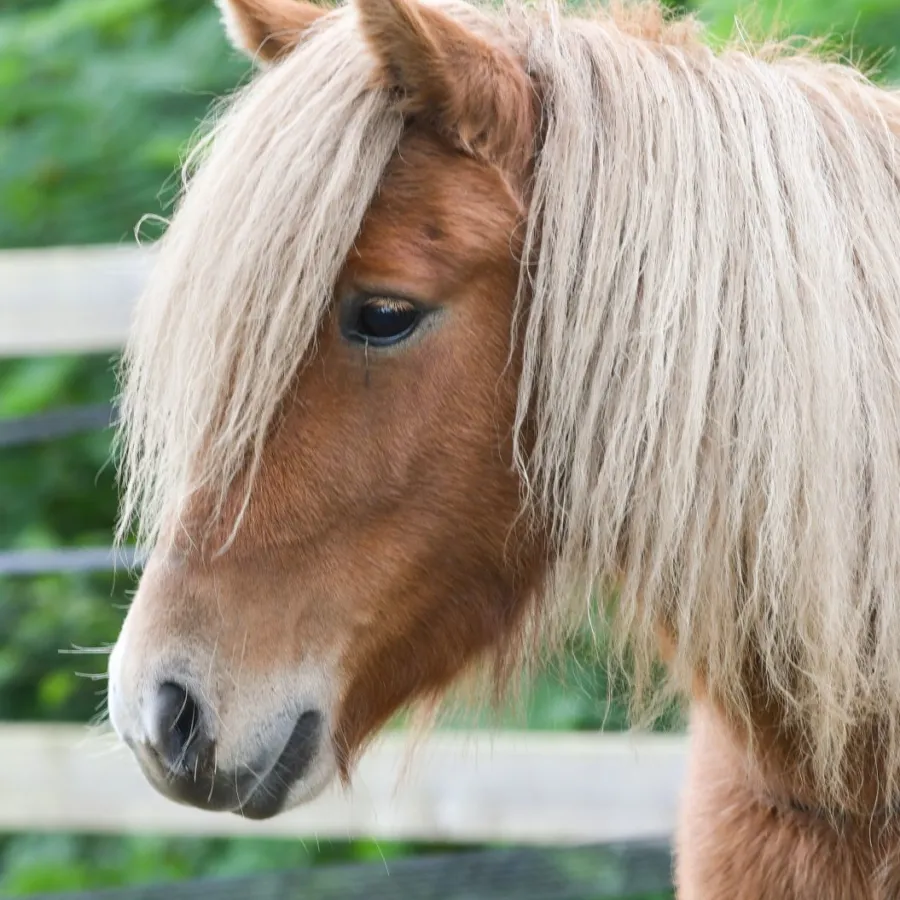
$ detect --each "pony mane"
[118,0,900,809]
[513,1,900,807]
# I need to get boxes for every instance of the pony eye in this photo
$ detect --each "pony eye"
[347,298,421,346]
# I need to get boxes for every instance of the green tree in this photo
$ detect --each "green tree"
[0,0,248,249]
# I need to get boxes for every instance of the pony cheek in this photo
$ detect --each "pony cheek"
[330,559,540,776]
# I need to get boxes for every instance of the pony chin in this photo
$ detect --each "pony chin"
[271,744,339,811]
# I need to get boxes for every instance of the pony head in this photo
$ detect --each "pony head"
[109,0,900,819]
[108,0,546,817]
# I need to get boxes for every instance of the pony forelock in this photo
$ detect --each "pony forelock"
[116,6,403,552]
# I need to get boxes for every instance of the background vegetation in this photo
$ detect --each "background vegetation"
[1,0,898,895]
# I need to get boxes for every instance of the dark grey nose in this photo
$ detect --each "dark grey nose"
[136,684,322,818]
[146,681,208,775]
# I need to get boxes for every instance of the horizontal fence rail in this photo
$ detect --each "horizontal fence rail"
[0,399,141,576]
[0,725,688,845]
[0,245,151,357]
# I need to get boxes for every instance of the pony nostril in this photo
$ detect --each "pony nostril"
[147,681,207,774]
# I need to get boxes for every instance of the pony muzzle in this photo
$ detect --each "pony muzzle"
[113,674,327,818]
[106,662,320,817]
[107,576,337,818]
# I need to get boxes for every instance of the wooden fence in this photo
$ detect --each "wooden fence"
[0,725,687,845]
[0,244,152,356]
[0,244,689,846]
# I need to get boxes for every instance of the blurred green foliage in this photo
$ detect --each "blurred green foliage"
[0,354,121,724]
[701,0,900,80]
[0,0,897,894]
[0,0,247,248]
[0,833,484,896]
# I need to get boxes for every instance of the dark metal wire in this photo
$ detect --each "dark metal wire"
[0,403,117,448]
[0,546,144,576]
[23,842,674,900]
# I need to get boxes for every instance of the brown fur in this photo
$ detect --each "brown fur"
[677,704,900,899]
[216,0,326,62]
[357,0,535,174]
[120,123,547,774]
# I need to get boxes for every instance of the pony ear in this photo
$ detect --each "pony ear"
[216,0,327,64]
[355,0,534,173]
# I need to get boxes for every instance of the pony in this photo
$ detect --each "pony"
[106,0,900,895]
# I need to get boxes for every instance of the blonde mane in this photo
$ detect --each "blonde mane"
[515,2,900,806]
[118,0,900,808]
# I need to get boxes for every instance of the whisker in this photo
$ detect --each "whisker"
[59,645,114,656]
[207,744,219,804]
